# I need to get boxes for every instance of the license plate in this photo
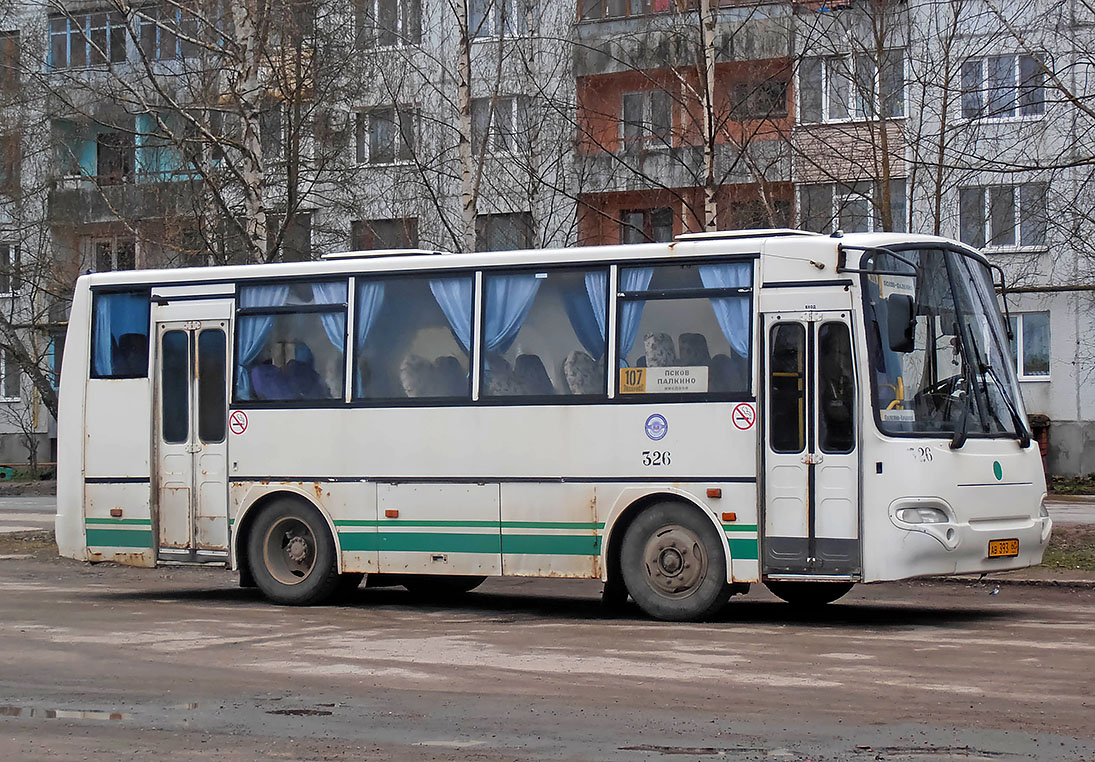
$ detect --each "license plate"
[988,538,1019,558]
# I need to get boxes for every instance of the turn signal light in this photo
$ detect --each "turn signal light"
[707,488,722,499]
[109,508,123,518]
[721,512,737,522]
[384,509,399,519]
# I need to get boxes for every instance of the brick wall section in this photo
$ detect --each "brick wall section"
[792,122,906,184]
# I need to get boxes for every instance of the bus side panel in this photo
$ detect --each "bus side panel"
[56,282,92,561]
[229,481,379,574]
[501,483,599,578]
[85,379,151,478]
[84,483,155,567]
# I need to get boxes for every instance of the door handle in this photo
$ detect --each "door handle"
[802,453,824,465]
[186,443,201,454]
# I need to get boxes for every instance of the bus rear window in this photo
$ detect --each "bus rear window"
[91,290,151,378]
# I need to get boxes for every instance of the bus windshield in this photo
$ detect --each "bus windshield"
[862,247,1029,444]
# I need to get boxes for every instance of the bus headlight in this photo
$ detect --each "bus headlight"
[896,507,949,524]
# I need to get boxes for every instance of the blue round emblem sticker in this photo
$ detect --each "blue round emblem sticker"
[645,413,668,441]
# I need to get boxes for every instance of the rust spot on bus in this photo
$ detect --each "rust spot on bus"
[313,482,324,501]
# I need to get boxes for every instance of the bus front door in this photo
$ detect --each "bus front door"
[153,310,231,563]
[762,312,860,578]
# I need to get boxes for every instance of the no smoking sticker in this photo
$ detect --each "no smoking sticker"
[731,403,755,431]
[229,410,248,435]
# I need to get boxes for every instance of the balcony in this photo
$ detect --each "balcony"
[47,175,195,224]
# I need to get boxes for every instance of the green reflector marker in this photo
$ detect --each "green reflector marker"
[993,461,1003,481]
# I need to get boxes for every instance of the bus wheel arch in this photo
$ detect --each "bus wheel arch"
[234,486,341,604]
[603,492,734,620]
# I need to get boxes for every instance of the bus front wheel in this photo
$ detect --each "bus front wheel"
[247,499,341,606]
[764,581,854,607]
[620,502,731,622]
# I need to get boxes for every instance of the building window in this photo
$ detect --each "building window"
[355,0,421,48]
[48,12,127,69]
[92,238,136,272]
[470,0,528,37]
[579,0,668,21]
[0,31,19,94]
[961,55,1045,120]
[138,5,198,60]
[799,51,905,123]
[1009,312,1050,379]
[799,180,906,234]
[621,90,672,149]
[959,184,1047,248]
[729,77,789,120]
[351,218,418,249]
[96,131,134,185]
[472,96,526,154]
[0,133,18,195]
[0,243,19,294]
[620,207,673,244]
[0,349,19,400]
[356,107,415,164]
[476,212,533,251]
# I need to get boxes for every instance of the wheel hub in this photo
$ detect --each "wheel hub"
[263,516,317,585]
[286,536,310,564]
[642,525,708,598]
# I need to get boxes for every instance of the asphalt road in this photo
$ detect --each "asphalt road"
[0,555,1092,761]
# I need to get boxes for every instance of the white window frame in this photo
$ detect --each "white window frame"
[356,0,421,49]
[0,349,20,402]
[88,236,137,272]
[619,89,672,149]
[469,0,528,39]
[356,106,416,165]
[960,54,1046,122]
[958,184,1047,250]
[1009,312,1050,381]
[799,180,907,234]
[799,52,906,124]
[472,96,526,155]
[0,243,18,296]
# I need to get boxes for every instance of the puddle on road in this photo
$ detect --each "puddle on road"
[0,705,131,721]
[266,708,333,717]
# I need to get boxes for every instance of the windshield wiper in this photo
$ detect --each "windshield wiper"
[950,381,970,449]
[980,363,1032,448]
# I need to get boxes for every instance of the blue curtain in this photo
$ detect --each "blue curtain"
[618,267,653,365]
[354,280,386,395]
[699,263,752,358]
[92,291,151,377]
[236,284,289,399]
[311,281,349,352]
[429,277,474,351]
[483,274,541,355]
[563,270,607,361]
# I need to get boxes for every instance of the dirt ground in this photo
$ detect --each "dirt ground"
[0,554,1093,762]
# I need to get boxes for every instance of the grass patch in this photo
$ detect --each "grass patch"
[0,530,56,557]
[1048,474,1095,495]
[1041,524,1095,572]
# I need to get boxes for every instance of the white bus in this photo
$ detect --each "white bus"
[56,229,1052,621]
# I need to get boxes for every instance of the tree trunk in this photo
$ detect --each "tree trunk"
[458,0,476,252]
[700,0,718,231]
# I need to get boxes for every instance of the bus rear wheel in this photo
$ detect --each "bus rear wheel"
[247,499,341,606]
[764,581,854,607]
[620,502,731,622]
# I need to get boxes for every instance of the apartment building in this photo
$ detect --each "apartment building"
[0,0,1091,473]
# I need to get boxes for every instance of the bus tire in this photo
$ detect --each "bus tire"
[402,574,487,596]
[620,502,731,622]
[247,499,341,606]
[764,581,854,607]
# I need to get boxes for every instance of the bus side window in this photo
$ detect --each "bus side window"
[769,323,805,453]
[91,290,151,378]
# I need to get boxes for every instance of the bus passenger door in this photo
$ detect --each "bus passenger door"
[762,312,860,578]
[153,309,231,563]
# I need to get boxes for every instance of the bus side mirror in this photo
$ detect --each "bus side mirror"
[887,294,916,353]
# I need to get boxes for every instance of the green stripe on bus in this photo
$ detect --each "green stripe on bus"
[722,524,758,532]
[337,531,602,556]
[334,520,605,530]
[501,534,601,556]
[85,528,153,548]
[85,518,151,526]
[727,537,759,560]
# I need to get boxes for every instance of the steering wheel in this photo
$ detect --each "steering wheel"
[913,374,965,424]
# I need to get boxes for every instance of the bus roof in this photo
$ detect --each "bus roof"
[75,230,966,291]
